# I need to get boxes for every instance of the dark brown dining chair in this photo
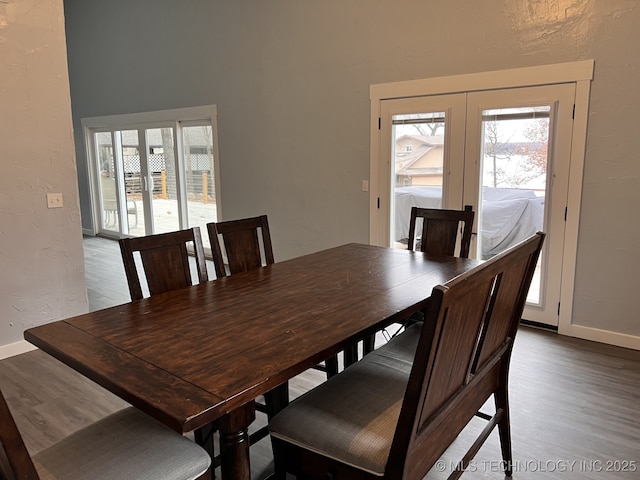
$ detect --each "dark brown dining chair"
[0,388,212,480]
[407,204,475,257]
[359,205,476,359]
[119,226,208,301]
[207,214,275,278]
[269,232,545,480]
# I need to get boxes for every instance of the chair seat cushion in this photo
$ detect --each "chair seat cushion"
[269,324,422,475]
[33,407,210,480]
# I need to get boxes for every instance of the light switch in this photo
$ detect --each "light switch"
[47,193,63,208]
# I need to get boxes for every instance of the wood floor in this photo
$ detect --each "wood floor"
[1,235,639,479]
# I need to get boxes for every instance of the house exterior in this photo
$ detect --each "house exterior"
[395,135,444,187]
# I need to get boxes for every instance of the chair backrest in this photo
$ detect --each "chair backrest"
[387,232,545,478]
[206,215,274,278]
[407,205,475,258]
[118,227,208,300]
[0,388,40,480]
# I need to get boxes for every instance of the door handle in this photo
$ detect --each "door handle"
[144,175,155,192]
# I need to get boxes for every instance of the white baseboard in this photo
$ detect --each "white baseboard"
[82,227,95,236]
[559,323,640,351]
[0,340,37,360]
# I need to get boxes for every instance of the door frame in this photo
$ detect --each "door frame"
[82,105,222,239]
[369,60,594,337]
[463,84,576,325]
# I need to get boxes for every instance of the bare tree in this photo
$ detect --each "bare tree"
[409,121,443,136]
[484,118,548,188]
[484,120,513,188]
[513,118,548,186]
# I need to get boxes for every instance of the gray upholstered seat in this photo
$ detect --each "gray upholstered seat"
[32,407,211,480]
[269,324,422,476]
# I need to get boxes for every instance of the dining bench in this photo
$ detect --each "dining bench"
[269,232,545,479]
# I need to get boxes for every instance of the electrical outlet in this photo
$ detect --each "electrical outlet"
[47,193,63,208]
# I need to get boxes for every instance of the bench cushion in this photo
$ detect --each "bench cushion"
[269,324,422,475]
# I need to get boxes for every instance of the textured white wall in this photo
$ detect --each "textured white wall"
[0,0,87,350]
[63,0,640,341]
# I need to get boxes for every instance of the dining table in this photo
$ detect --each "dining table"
[24,242,480,480]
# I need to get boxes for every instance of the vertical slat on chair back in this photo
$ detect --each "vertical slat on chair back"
[388,232,544,478]
[419,268,499,420]
[0,389,40,480]
[470,240,540,375]
[139,243,192,296]
[207,215,274,278]
[407,205,474,258]
[119,227,208,300]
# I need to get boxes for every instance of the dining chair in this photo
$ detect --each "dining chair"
[207,214,274,279]
[118,227,216,460]
[101,174,138,228]
[358,205,476,359]
[119,226,209,300]
[407,204,475,257]
[269,232,545,480]
[0,390,212,480]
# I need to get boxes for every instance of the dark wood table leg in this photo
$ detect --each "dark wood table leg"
[218,402,256,480]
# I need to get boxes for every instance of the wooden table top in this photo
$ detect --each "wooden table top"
[24,243,479,435]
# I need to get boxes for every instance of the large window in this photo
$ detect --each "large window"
[82,106,221,249]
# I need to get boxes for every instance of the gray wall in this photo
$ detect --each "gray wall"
[1,0,87,350]
[65,1,640,340]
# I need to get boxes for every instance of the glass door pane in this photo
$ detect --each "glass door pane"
[145,127,180,235]
[94,130,145,236]
[478,106,549,304]
[119,130,146,236]
[391,112,446,248]
[378,93,467,249]
[182,125,218,249]
[95,132,119,233]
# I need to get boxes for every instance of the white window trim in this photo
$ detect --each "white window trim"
[81,105,218,129]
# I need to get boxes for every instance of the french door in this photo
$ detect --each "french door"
[94,127,181,237]
[84,106,221,248]
[373,82,577,327]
